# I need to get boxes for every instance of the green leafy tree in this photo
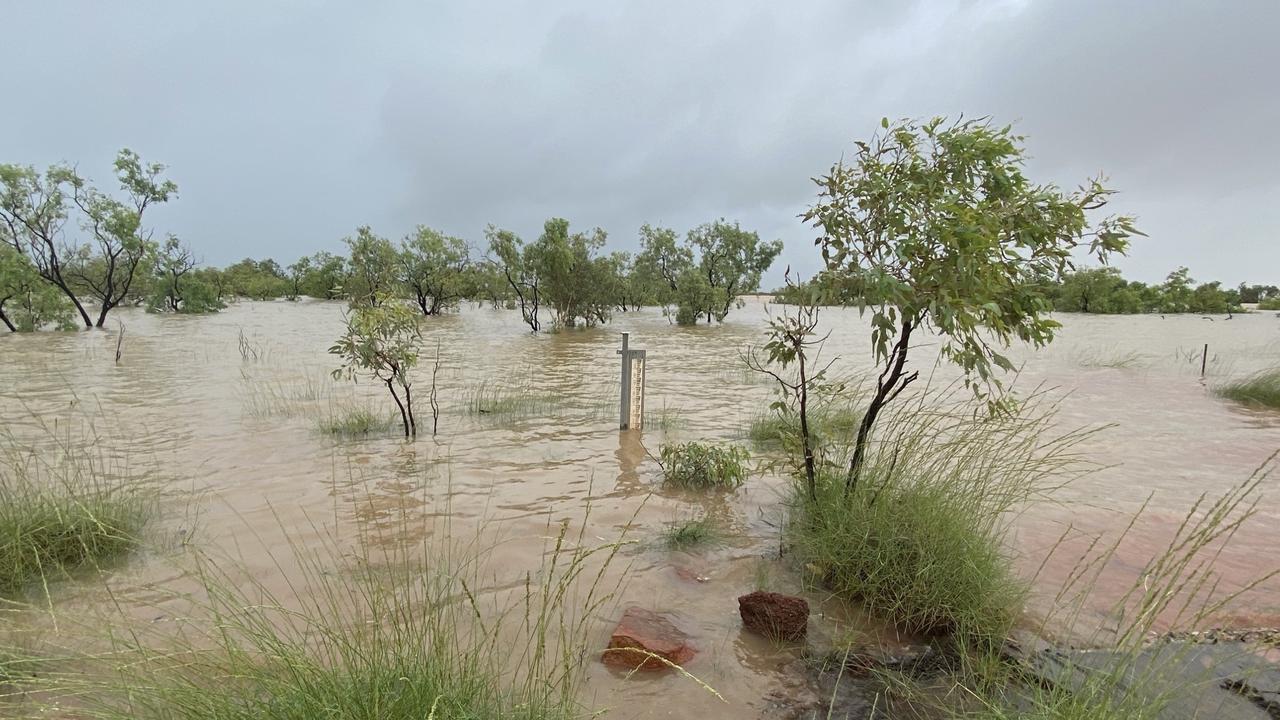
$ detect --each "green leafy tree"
[633,224,690,309]
[1159,267,1195,313]
[399,226,470,316]
[147,236,223,314]
[285,256,311,301]
[684,220,783,324]
[0,244,76,331]
[297,251,348,300]
[329,301,422,437]
[0,149,176,328]
[527,218,615,328]
[487,226,541,331]
[344,227,400,307]
[803,116,1139,492]
[223,258,290,300]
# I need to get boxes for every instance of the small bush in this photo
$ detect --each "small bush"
[659,442,749,489]
[1215,368,1280,409]
[746,401,860,451]
[662,517,719,550]
[1258,297,1280,310]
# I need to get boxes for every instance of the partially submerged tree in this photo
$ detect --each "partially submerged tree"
[148,236,223,314]
[0,149,176,328]
[804,116,1140,493]
[329,300,422,437]
[344,227,400,307]
[487,226,541,331]
[0,244,75,331]
[685,220,783,324]
[399,226,470,316]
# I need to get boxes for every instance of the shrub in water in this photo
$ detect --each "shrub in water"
[659,442,749,489]
[1214,368,1280,410]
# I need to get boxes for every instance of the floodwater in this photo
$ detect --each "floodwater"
[2,298,1279,718]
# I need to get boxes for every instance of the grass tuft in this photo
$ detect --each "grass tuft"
[658,442,749,490]
[1214,368,1280,409]
[662,516,719,550]
[786,388,1094,646]
[0,429,151,596]
[316,406,396,436]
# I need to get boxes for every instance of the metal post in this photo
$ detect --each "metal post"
[618,332,631,429]
[1201,343,1208,377]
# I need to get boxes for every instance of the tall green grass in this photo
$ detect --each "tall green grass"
[0,423,152,596]
[787,388,1095,646]
[662,516,719,550]
[37,509,628,720]
[1214,368,1280,409]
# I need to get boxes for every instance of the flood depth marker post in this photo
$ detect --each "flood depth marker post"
[617,332,647,430]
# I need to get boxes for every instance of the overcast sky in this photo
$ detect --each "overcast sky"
[4,0,1277,287]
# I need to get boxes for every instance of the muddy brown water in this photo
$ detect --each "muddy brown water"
[2,298,1279,718]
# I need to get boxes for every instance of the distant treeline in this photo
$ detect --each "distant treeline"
[1,150,782,332]
[774,266,1280,314]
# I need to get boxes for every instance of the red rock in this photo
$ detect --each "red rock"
[601,606,697,670]
[738,591,809,641]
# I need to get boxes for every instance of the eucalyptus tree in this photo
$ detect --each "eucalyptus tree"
[487,226,541,331]
[0,244,75,331]
[0,149,176,328]
[399,226,470,315]
[297,251,348,300]
[686,219,783,323]
[804,116,1140,492]
[148,236,223,314]
[633,224,690,308]
[344,227,400,307]
[527,218,614,328]
[285,256,311,300]
[329,300,422,437]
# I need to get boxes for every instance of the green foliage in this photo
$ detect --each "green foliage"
[1214,368,1280,409]
[658,442,749,490]
[0,149,176,328]
[329,302,422,437]
[399,226,470,315]
[683,219,782,323]
[0,245,76,331]
[1260,297,1280,311]
[785,390,1086,645]
[316,406,397,436]
[344,226,401,307]
[222,257,290,300]
[487,226,542,331]
[296,251,348,299]
[805,116,1140,414]
[662,516,719,550]
[487,219,618,330]
[147,236,224,314]
[634,220,781,324]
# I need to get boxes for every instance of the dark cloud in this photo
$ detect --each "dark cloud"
[3,0,1276,286]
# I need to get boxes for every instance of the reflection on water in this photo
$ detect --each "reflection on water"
[1,298,1279,717]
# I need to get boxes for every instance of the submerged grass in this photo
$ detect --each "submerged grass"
[37,506,630,720]
[745,399,861,452]
[316,405,397,436]
[662,516,719,550]
[459,380,562,423]
[0,422,152,596]
[1071,347,1147,369]
[1214,367,1280,409]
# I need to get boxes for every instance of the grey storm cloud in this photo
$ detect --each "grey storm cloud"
[3,0,1277,287]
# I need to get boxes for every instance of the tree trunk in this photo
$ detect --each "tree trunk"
[403,382,417,436]
[386,379,410,437]
[0,302,15,332]
[845,320,917,496]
